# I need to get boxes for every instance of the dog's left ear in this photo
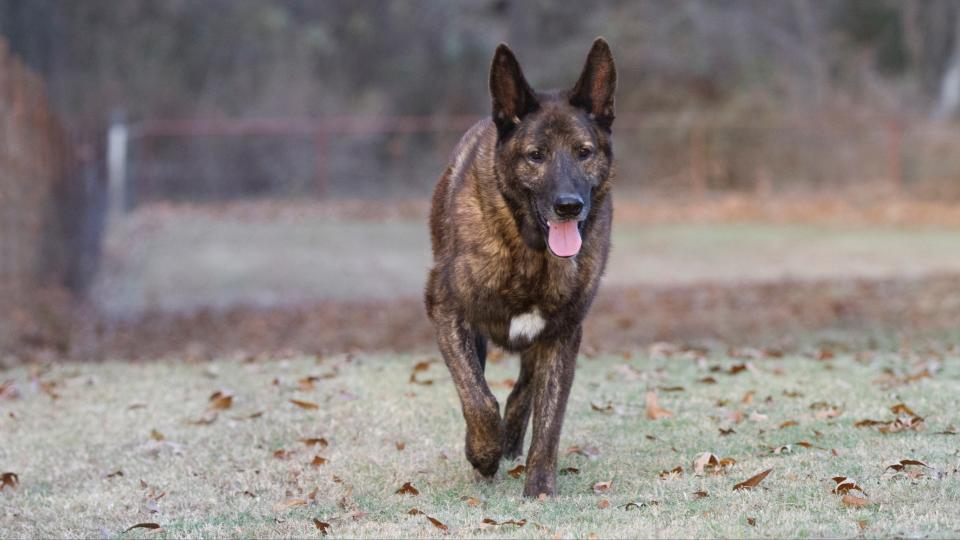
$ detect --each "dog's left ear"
[570,38,616,130]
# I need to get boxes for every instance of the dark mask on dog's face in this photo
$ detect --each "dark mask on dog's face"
[489,40,616,258]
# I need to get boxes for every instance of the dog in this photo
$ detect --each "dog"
[424,38,616,497]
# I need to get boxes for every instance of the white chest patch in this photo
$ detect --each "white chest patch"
[509,309,546,341]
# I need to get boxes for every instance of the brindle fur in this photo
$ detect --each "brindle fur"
[425,38,616,497]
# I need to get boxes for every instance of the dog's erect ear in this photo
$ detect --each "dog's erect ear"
[570,38,616,130]
[490,44,538,138]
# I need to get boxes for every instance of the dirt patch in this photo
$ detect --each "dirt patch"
[59,273,960,362]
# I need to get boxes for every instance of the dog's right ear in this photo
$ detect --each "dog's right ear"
[489,44,538,139]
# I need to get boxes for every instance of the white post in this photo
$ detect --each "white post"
[107,121,128,226]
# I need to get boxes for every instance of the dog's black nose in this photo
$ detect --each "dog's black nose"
[554,195,584,218]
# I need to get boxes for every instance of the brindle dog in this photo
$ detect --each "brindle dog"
[425,38,616,497]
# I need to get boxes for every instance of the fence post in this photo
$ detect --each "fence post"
[107,119,128,225]
[689,122,707,198]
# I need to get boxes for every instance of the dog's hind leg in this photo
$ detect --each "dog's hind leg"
[475,334,488,372]
[434,311,503,478]
[523,326,581,498]
[501,352,535,459]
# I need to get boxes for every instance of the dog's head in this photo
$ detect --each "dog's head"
[489,38,616,258]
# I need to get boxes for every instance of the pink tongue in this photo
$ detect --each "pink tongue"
[547,221,582,257]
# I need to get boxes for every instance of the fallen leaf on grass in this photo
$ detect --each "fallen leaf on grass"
[841,494,872,507]
[741,391,756,405]
[149,429,165,441]
[425,516,448,531]
[300,437,329,448]
[597,499,611,509]
[698,376,718,384]
[310,456,327,467]
[719,427,736,436]
[272,498,307,512]
[507,465,525,478]
[1,472,19,490]
[659,466,683,479]
[693,453,735,475]
[273,449,293,459]
[395,441,405,451]
[590,401,614,413]
[289,399,319,410]
[778,420,799,429]
[396,482,419,495]
[208,391,233,410]
[560,467,580,475]
[658,386,686,393]
[313,519,331,535]
[622,500,658,510]
[747,517,756,526]
[188,410,218,425]
[103,470,124,479]
[645,392,673,420]
[122,523,161,533]
[733,469,772,490]
[461,496,481,506]
[566,445,601,459]
[693,490,709,498]
[935,425,958,435]
[832,476,867,495]
[592,480,613,494]
[480,518,527,529]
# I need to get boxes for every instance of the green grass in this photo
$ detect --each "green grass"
[2,350,959,538]
[92,212,960,315]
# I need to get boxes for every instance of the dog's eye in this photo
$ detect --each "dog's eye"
[527,149,545,163]
[577,146,593,160]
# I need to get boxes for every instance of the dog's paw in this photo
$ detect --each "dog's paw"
[522,469,556,498]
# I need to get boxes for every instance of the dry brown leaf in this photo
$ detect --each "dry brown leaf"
[310,456,327,467]
[885,459,931,472]
[693,452,734,475]
[778,420,799,429]
[719,427,736,436]
[733,469,772,491]
[566,445,601,459]
[300,437,329,448]
[747,517,757,526]
[741,391,756,405]
[693,490,709,498]
[272,498,307,512]
[592,480,613,494]
[425,515,448,531]
[597,499,611,509]
[1,472,19,490]
[395,441,406,451]
[698,376,718,385]
[728,363,749,375]
[149,429,165,441]
[408,508,424,515]
[208,391,233,410]
[395,482,419,495]
[841,494,871,507]
[461,496,481,507]
[103,470,124,479]
[645,392,673,420]
[273,449,293,459]
[890,403,916,416]
[289,399,319,410]
[659,466,683,479]
[658,386,686,393]
[313,519,331,535]
[560,467,580,475]
[507,465,525,479]
[832,476,866,495]
[122,523,161,533]
[590,401,614,413]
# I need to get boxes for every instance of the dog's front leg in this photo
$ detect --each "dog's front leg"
[434,310,503,478]
[523,326,581,497]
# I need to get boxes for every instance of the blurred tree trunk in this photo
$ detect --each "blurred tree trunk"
[935,8,960,119]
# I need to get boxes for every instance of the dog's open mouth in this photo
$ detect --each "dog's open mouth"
[545,220,584,258]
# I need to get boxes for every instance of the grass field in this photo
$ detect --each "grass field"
[92,209,960,316]
[2,349,959,538]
